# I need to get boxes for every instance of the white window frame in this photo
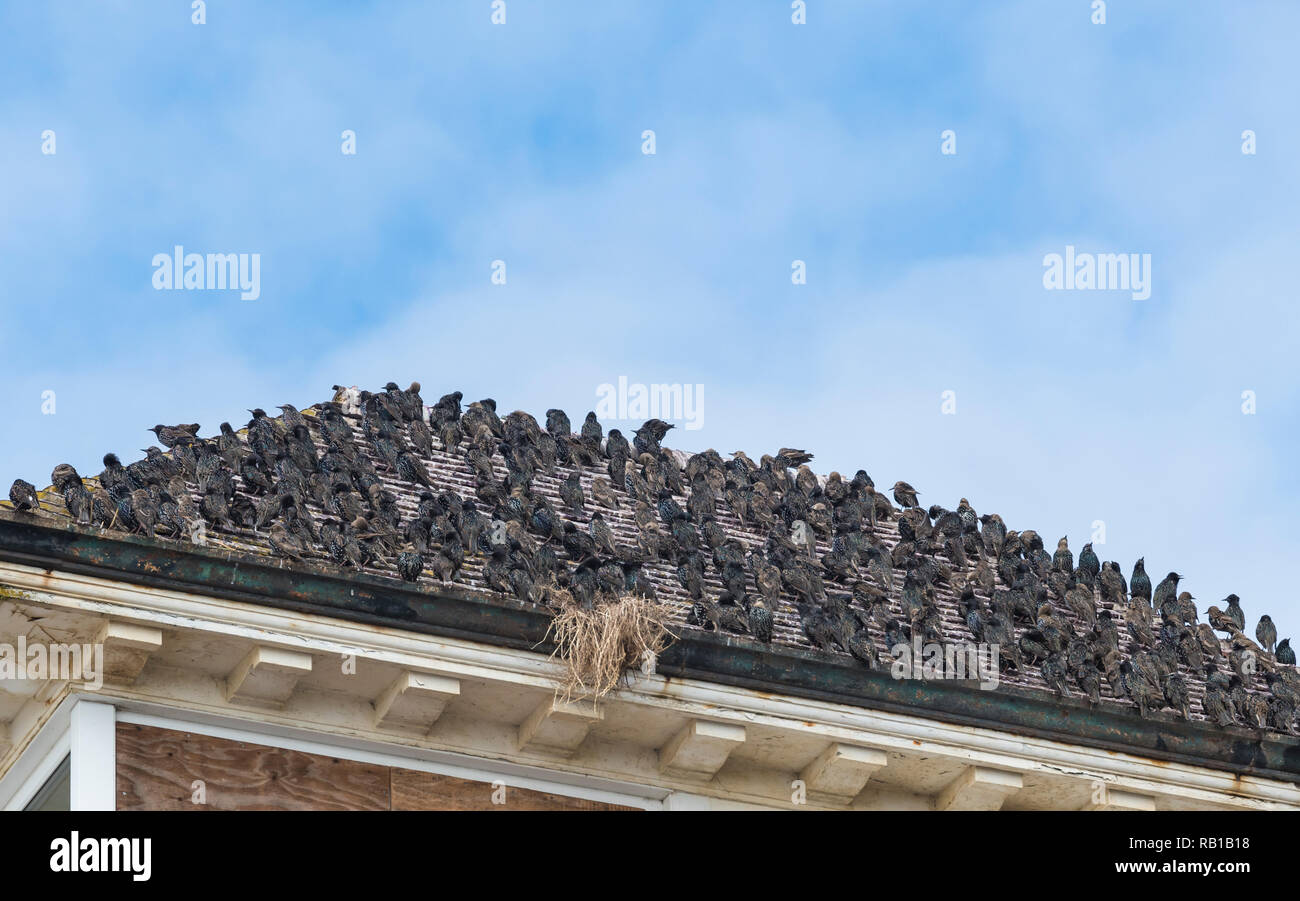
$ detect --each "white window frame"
[1,695,116,811]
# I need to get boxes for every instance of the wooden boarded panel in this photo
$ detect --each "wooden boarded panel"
[390,768,636,810]
[115,723,390,811]
[115,723,637,810]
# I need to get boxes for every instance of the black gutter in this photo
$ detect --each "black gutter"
[2,511,1298,784]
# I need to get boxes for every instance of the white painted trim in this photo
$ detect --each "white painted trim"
[0,695,73,810]
[5,562,1299,810]
[111,699,664,810]
[69,700,116,811]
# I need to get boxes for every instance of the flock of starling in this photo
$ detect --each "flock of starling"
[5,380,1297,736]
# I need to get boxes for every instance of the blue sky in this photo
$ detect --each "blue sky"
[2,2,1298,641]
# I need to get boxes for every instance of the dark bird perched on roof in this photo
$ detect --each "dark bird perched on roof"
[605,425,630,468]
[1076,542,1100,587]
[402,382,425,421]
[376,382,407,423]
[1243,691,1270,730]
[98,453,128,497]
[545,409,571,438]
[559,471,585,514]
[775,448,813,472]
[430,391,462,428]
[633,419,674,456]
[1166,590,1197,628]
[1206,605,1239,637]
[580,410,602,450]
[1053,537,1073,574]
[395,450,433,487]
[149,422,200,449]
[1151,572,1181,615]
[1256,615,1277,654]
[978,513,1006,558]
[1040,652,1071,698]
[1124,597,1154,647]
[589,476,619,510]
[1224,594,1245,632]
[130,488,158,537]
[1119,660,1164,718]
[1063,580,1096,628]
[216,422,243,464]
[51,464,92,525]
[890,481,920,509]
[268,522,305,561]
[584,511,615,557]
[943,495,971,530]
[1098,561,1127,606]
[199,485,234,530]
[8,479,40,512]
[1277,638,1296,666]
[277,403,307,432]
[1163,671,1191,720]
[747,599,775,644]
[406,415,434,457]
[1202,675,1235,727]
[397,545,424,582]
[136,447,174,486]
[1130,558,1151,603]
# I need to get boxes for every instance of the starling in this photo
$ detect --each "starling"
[277,403,307,432]
[1206,605,1238,636]
[130,488,158,537]
[1130,558,1151,602]
[1202,679,1235,728]
[1124,597,1154,647]
[431,391,463,428]
[268,523,305,561]
[559,471,585,514]
[1041,652,1070,698]
[1063,580,1096,628]
[588,511,617,556]
[1277,638,1296,666]
[395,451,433,487]
[52,464,92,525]
[407,417,434,458]
[397,546,424,582]
[1256,615,1277,654]
[149,423,200,449]
[1224,594,1245,632]
[1152,572,1181,614]
[1076,542,1100,587]
[216,421,244,464]
[1163,672,1191,720]
[633,419,675,456]
[890,481,920,509]
[580,411,603,450]
[545,408,572,438]
[1053,537,1073,574]
[774,448,813,470]
[1172,591,1198,628]
[8,479,40,513]
[748,599,775,644]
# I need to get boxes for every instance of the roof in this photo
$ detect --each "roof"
[2,383,1297,769]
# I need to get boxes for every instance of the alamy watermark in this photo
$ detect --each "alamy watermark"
[595,377,704,431]
[0,637,103,690]
[152,245,261,300]
[890,637,1000,690]
[1042,245,1151,300]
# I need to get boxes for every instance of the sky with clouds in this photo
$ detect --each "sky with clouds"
[2,2,1297,640]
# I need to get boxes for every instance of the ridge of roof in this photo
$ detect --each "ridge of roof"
[3,383,1296,748]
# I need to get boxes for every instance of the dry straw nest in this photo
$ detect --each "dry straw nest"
[543,589,678,703]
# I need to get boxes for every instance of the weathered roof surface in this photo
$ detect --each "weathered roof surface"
[2,385,1294,751]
